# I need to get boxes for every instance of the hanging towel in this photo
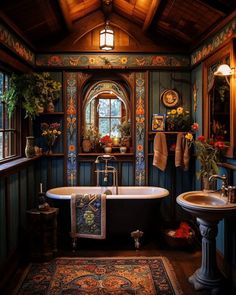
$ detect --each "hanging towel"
[175,132,184,168]
[175,133,190,171]
[183,137,190,171]
[153,132,168,171]
[70,193,106,239]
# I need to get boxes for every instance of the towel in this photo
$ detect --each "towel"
[175,133,190,171]
[70,193,106,239]
[175,132,184,168]
[153,132,168,171]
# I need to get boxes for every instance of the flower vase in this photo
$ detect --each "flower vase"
[25,136,35,158]
[202,176,210,191]
[104,146,112,154]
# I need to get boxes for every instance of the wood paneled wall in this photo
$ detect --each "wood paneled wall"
[0,160,41,289]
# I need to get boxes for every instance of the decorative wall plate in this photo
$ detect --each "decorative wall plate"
[161,89,180,108]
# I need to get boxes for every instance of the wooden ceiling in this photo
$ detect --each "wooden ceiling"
[1,0,235,52]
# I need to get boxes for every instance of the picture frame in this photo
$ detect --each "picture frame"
[152,114,165,131]
[161,89,180,108]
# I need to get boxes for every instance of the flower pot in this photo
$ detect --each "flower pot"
[82,139,92,152]
[104,146,112,154]
[47,100,55,113]
[120,146,127,154]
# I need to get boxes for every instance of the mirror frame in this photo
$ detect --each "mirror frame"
[203,42,236,157]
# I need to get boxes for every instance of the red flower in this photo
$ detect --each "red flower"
[100,135,112,146]
[214,141,225,150]
[191,122,199,131]
[197,135,205,142]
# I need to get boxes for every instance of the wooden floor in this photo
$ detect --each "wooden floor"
[2,234,235,295]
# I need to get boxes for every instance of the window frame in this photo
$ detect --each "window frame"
[98,97,122,137]
[0,71,21,163]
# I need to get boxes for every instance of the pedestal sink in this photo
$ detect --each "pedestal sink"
[177,191,236,294]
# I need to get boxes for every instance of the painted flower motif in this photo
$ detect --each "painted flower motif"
[69,144,75,152]
[120,57,127,64]
[171,109,177,115]
[89,57,96,64]
[137,144,143,151]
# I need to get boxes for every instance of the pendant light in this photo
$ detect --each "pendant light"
[100,20,114,50]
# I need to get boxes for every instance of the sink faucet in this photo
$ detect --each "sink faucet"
[95,155,118,194]
[208,174,228,197]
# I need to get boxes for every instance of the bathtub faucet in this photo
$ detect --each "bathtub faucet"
[95,155,118,194]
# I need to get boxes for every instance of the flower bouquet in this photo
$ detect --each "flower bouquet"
[41,122,61,154]
[166,107,192,131]
[99,135,113,147]
[185,123,228,189]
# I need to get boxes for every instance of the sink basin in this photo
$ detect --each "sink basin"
[177,190,236,219]
[182,192,227,206]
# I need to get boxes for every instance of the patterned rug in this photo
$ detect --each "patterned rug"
[16,257,183,294]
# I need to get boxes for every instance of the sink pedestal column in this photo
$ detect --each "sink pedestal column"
[189,218,224,294]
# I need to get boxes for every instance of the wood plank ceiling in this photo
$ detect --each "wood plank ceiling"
[0,0,235,52]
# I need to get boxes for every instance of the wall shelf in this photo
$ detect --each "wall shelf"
[38,112,64,115]
[42,153,64,157]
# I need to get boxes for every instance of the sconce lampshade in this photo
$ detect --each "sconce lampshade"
[100,21,114,50]
[214,64,233,76]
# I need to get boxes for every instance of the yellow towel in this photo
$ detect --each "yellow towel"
[153,132,168,171]
[175,133,190,171]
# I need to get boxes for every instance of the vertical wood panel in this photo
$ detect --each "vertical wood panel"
[0,178,7,266]
[9,174,19,250]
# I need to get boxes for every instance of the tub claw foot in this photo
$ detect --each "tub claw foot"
[72,237,77,251]
[131,230,143,249]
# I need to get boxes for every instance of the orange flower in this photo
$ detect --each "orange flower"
[69,144,75,152]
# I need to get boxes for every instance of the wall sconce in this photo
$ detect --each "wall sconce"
[100,21,114,50]
[214,64,234,85]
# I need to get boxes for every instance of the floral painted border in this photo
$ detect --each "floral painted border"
[191,17,236,66]
[65,72,78,186]
[135,72,146,186]
[0,23,34,64]
[36,54,189,68]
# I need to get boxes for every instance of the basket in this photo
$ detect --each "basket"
[163,228,195,249]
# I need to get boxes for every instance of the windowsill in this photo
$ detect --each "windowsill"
[0,155,41,176]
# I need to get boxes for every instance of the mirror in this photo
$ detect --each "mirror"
[204,44,236,158]
[208,68,230,141]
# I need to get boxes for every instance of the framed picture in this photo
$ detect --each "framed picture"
[161,89,180,108]
[152,114,165,131]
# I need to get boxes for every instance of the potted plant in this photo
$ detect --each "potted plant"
[2,72,61,120]
[117,121,131,148]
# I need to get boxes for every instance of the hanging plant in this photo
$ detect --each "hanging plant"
[2,72,61,120]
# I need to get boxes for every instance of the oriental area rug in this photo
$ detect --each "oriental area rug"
[16,257,183,295]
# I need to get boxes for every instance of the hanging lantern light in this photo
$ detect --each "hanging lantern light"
[100,21,114,50]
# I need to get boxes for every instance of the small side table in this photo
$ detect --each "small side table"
[27,207,59,261]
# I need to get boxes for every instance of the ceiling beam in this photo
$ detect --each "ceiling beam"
[58,0,73,31]
[142,0,161,32]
